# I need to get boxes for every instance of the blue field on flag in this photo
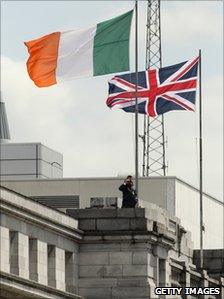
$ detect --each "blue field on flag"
[106,57,199,117]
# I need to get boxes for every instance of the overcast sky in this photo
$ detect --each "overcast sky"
[1,1,223,201]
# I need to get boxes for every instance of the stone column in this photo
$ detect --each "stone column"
[201,270,209,299]
[0,226,10,272]
[181,265,191,299]
[184,267,191,287]
[48,245,65,291]
[29,239,48,285]
[10,231,29,279]
[159,259,172,285]
[65,251,78,293]
[152,245,175,299]
[147,252,159,298]
[220,277,224,299]
[153,246,171,285]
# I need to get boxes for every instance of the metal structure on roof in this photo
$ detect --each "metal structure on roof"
[141,0,167,176]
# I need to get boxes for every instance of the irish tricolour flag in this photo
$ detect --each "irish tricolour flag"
[24,10,133,87]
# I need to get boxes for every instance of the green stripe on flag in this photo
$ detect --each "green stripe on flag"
[93,10,133,76]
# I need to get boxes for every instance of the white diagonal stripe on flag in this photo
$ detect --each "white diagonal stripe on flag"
[162,57,199,85]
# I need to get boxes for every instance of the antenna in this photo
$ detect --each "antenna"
[141,0,167,176]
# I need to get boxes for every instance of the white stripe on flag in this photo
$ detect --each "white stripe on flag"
[162,57,198,84]
[56,26,97,82]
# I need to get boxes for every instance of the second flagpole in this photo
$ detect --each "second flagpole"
[199,49,204,269]
[135,0,139,195]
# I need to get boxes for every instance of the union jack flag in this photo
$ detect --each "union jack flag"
[106,57,199,117]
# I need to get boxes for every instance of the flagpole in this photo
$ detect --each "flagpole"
[199,49,203,269]
[135,0,139,195]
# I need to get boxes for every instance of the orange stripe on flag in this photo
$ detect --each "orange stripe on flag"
[24,32,60,87]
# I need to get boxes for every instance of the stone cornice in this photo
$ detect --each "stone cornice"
[0,271,82,299]
[0,186,83,241]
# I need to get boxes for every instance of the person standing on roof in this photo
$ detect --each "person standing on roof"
[119,175,138,208]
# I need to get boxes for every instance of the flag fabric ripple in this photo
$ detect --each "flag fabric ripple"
[24,10,133,87]
[106,57,199,117]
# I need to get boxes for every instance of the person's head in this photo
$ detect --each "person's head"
[126,175,133,181]
[126,175,133,187]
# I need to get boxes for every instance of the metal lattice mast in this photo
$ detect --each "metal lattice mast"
[142,0,166,176]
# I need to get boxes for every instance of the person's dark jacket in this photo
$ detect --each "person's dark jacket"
[119,183,137,208]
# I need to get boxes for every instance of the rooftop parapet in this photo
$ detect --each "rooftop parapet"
[67,205,193,259]
[0,185,81,239]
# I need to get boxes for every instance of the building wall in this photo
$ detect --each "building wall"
[175,180,223,249]
[0,186,82,299]
[1,177,171,209]
[0,186,223,299]
[0,143,63,179]
[69,207,223,299]
[1,177,223,250]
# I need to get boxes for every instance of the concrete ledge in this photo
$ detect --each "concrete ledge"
[67,209,117,219]
[67,208,149,220]
[67,207,179,231]
[0,271,82,299]
[0,187,83,243]
[67,208,180,248]
[1,187,78,229]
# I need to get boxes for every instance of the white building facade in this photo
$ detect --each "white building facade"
[1,176,223,250]
[0,143,63,180]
